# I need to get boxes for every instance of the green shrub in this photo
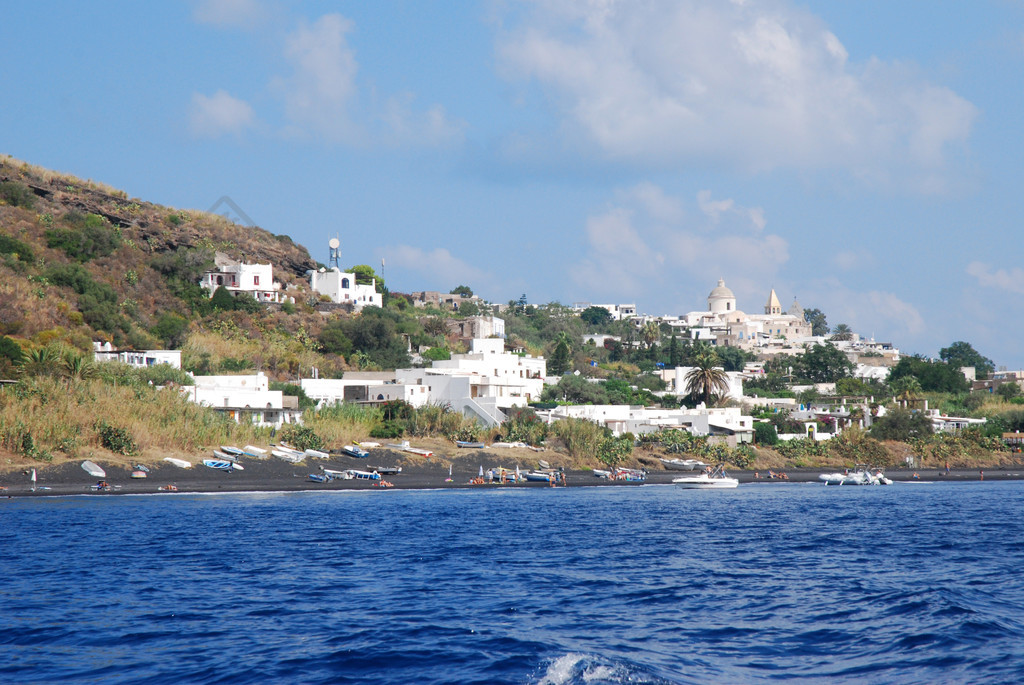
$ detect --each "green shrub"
[596,435,633,466]
[0,181,35,208]
[754,422,779,446]
[96,421,139,456]
[279,425,324,451]
[370,421,404,439]
[46,213,121,262]
[0,234,35,263]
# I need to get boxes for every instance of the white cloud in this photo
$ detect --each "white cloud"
[272,14,361,143]
[569,184,787,308]
[966,261,1024,295]
[189,90,255,138]
[832,250,875,271]
[807,278,926,339]
[496,0,976,186]
[266,14,465,146]
[384,245,490,288]
[192,0,269,30]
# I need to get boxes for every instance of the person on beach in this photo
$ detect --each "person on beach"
[980,469,984,481]
[945,462,950,475]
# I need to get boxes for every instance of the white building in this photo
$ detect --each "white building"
[93,341,181,369]
[185,372,301,429]
[395,338,546,425]
[200,260,282,303]
[573,302,637,321]
[309,267,381,310]
[537,404,754,445]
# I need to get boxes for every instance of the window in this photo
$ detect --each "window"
[254,275,260,286]
[342,278,350,288]
[216,275,223,285]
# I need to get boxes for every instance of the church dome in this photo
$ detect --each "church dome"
[707,279,737,314]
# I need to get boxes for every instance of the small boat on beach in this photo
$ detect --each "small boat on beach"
[455,440,486,449]
[355,441,380,449]
[386,441,433,457]
[220,446,244,456]
[308,473,329,483]
[163,457,192,468]
[673,464,738,489]
[130,470,147,479]
[340,445,370,458]
[81,460,105,478]
[304,448,330,460]
[212,450,239,462]
[272,449,304,463]
[242,445,268,458]
[369,465,402,475]
[133,464,150,473]
[203,459,243,471]
[660,457,707,471]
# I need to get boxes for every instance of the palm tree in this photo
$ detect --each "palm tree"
[23,346,61,377]
[891,376,922,407]
[641,321,661,350]
[61,353,96,382]
[423,315,449,337]
[685,345,730,406]
[830,323,853,341]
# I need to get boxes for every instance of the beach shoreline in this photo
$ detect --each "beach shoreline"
[2,451,1020,498]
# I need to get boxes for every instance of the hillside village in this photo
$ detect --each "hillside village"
[2,155,1024,471]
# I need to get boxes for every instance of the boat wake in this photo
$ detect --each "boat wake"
[535,652,672,685]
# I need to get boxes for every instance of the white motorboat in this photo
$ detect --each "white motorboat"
[673,465,738,489]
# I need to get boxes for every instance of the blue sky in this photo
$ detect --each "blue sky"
[3,1,1024,368]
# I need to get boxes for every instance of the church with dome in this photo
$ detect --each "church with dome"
[679,279,813,350]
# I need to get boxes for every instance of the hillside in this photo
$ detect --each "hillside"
[0,154,317,351]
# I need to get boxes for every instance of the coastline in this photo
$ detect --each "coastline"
[2,450,1020,498]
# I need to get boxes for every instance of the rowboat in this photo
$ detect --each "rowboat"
[81,460,105,478]
[212,450,239,462]
[340,445,370,458]
[220,446,244,456]
[308,473,329,483]
[386,441,433,457]
[163,457,192,468]
[130,470,147,479]
[133,464,151,473]
[203,459,243,471]
[242,445,268,458]
[370,465,402,476]
[660,457,707,471]
[272,449,304,463]
[304,448,330,460]
[455,440,486,449]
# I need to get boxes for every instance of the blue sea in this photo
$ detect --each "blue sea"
[3,481,1023,684]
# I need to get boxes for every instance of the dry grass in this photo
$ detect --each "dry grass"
[0,376,269,472]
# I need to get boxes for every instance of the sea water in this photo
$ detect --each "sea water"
[2,482,1023,684]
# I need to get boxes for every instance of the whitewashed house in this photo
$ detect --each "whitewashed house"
[200,261,283,303]
[185,372,301,429]
[309,267,381,310]
[537,404,755,446]
[93,341,181,369]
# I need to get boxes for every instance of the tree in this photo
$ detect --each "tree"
[891,376,922,406]
[888,355,969,393]
[870,407,933,441]
[716,345,749,372]
[350,264,385,291]
[450,285,473,297]
[798,343,854,383]
[939,341,995,380]
[804,308,829,336]
[667,333,682,367]
[684,345,730,405]
[580,306,613,327]
[0,336,24,367]
[423,316,449,337]
[548,339,571,375]
[830,323,853,341]
[754,422,779,446]
[640,321,660,350]
[996,383,1021,401]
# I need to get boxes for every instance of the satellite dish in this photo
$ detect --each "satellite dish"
[328,238,340,249]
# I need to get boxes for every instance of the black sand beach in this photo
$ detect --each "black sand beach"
[2,448,1021,497]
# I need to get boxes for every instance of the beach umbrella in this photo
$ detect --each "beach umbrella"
[30,468,36,491]
[478,465,483,477]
